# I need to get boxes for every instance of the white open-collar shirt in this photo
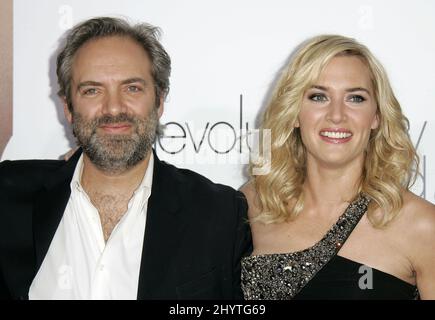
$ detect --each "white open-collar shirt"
[29,153,154,300]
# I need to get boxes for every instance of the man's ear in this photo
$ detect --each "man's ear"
[63,97,73,124]
[157,95,164,118]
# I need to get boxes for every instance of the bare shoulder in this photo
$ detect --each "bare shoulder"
[401,191,435,236]
[386,191,435,258]
[239,181,281,253]
[240,180,256,203]
[399,192,435,299]
[240,180,262,220]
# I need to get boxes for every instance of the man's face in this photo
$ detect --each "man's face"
[64,36,163,173]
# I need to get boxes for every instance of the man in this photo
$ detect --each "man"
[0,17,252,300]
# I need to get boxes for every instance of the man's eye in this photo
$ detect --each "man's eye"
[348,95,366,103]
[83,88,97,95]
[127,86,142,92]
[308,93,327,102]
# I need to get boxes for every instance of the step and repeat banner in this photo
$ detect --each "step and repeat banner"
[1,0,434,203]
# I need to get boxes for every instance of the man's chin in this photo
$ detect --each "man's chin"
[86,152,140,173]
[82,142,151,173]
[89,147,136,162]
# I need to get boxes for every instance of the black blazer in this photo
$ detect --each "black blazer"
[0,149,252,299]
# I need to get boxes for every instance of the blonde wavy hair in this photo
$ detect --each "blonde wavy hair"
[250,34,419,228]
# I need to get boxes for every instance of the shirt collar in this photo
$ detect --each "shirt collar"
[70,153,85,193]
[136,152,154,196]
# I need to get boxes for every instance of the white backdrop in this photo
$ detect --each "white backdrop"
[3,0,434,204]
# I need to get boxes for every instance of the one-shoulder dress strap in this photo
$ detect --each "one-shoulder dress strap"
[241,193,371,300]
[289,193,371,298]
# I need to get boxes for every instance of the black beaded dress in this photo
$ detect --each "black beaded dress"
[241,194,419,300]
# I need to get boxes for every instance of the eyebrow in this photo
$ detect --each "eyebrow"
[120,77,148,86]
[310,85,371,94]
[77,81,102,91]
[76,78,149,91]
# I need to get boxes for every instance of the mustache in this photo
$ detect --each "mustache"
[92,113,138,126]
[71,113,139,138]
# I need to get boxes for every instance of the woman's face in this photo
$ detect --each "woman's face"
[297,55,379,169]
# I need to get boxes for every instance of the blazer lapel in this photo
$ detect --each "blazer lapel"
[137,153,185,299]
[33,150,82,272]
[31,148,182,298]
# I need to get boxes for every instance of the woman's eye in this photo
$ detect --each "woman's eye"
[308,93,327,102]
[348,95,366,103]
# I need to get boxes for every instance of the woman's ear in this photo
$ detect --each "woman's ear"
[371,112,379,130]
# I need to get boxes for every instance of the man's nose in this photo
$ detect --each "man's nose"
[102,90,126,116]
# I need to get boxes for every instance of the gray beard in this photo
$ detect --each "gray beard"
[72,109,159,174]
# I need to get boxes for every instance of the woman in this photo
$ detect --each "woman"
[241,35,435,299]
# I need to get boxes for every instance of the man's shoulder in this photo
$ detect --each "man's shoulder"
[158,160,248,226]
[0,158,65,169]
[0,158,65,175]
[0,159,66,189]
[159,160,240,197]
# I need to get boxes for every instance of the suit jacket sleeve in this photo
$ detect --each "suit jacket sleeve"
[0,268,11,299]
[0,161,12,299]
[232,191,252,299]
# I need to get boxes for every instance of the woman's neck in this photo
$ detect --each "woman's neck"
[303,155,364,208]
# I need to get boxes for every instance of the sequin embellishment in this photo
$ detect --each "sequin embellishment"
[241,194,370,300]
